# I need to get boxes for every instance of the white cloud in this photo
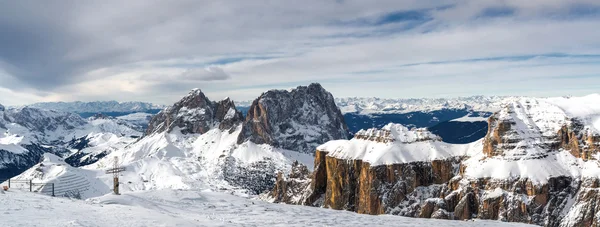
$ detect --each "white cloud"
[0,0,599,105]
[179,66,231,81]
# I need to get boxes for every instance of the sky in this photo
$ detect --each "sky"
[1,0,600,106]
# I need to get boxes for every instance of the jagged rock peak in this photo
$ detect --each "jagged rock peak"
[237,83,349,154]
[0,103,5,111]
[145,88,243,135]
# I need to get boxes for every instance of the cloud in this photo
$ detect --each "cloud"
[0,0,599,105]
[179,66,231,81]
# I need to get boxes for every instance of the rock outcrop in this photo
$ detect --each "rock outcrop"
[146,89,243,135]
[269,96,600,227]
[237,83,349,154]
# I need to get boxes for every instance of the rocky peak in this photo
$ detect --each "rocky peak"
[237,83,349,154]
[215,98,244,131]
[145,88,243,135]
[0,103,5,112]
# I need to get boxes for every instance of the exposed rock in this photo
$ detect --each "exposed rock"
[270,161,312,204]
[237,83,349,154]
[431,209,450,219]
[557,121,599,161]
[146,89,243,135]
[454,191,477,220]
[560,178,600,227]
[301,149,461,215]
[419,198,447,218]
[215,98,244,131]
[482,115,513,157]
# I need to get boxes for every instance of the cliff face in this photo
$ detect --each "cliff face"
[270,96,600,227]
[305,150,459,215]
[146,89,243,135]
[237,83,349,154]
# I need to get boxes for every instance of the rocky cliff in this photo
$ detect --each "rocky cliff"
[270,95,600,227]
[146,89,244,135]
[237,83,349,154]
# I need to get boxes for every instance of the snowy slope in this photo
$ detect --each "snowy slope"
[82,125,314,195]
[0,189,533,227]
[0,106,143,179]
[318,123,481,166]
[461,95,600,184]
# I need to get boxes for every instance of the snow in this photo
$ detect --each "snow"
[335,96,515,114]
[459,94,600,184]
[318,123,482,166]
[545,94,600,133]
[61,124,316,195]
[0,131,27,154]
[483,188,505,200]
[463,143,600,185]
[27,101,164,113]
[116,112,153,121]
[224,108,236,120]
[0,189,533,227]
[451,115,489,122]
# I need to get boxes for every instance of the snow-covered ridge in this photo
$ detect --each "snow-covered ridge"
[354,123,440,143]
[335,96,516,114]
[463,94,600,184]
[26,101,165,113]
[318,123,480,166]
[0,105,143,177]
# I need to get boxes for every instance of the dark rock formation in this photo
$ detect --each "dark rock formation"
[237,83,349,154]
[146,89,243,135]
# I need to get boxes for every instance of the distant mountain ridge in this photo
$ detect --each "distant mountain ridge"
[27,101,165,114]
[335,96,516,114]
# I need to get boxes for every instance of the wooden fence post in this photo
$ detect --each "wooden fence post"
[29,180,32,192]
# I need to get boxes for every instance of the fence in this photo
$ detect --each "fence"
[1,179,55,196]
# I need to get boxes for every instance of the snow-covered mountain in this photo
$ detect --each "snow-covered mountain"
[270,94,600,227]
[335,96,514,114]
[0,106,142,179]
[27,101,164,115]
[5,89,599,226]
[8,83,349,197]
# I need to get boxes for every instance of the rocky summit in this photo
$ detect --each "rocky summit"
[146,88,244,135]
[238,83,349,154]
[269,95,600,227]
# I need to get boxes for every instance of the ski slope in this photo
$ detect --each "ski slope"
[0,189,533,227]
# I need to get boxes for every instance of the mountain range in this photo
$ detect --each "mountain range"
[1,85,599,226]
